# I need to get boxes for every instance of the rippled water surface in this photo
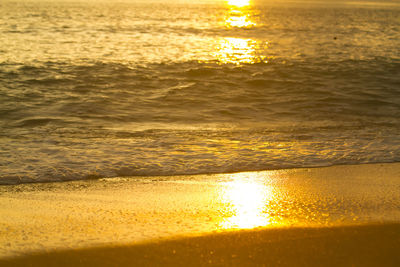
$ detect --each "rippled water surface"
[1,0,400,184]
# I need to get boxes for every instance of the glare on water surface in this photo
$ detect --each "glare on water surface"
[212,37,268,65]
[225,0,256,28]
[227,0,251,7]
[213,0,268,64]
[225,14,256,28]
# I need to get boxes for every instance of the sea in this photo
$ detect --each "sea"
[1,0,399,185]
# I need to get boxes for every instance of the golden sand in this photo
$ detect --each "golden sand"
[1,163,400,265]
[2,224,400,266]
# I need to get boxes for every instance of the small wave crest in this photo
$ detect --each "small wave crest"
[1,124,400,185]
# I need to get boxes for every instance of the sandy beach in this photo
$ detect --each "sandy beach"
[2,223,400,266]
[1,163,400,265]
[2,0,400,266]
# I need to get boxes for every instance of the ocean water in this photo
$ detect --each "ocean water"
[1,0,400,184]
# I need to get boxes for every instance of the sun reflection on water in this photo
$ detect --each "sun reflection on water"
[219,173,274,229]
[213,37,268,65]
[225,13,256,28]
[212,0,269,65]
[225,0,256,28]
[227,0,251,8]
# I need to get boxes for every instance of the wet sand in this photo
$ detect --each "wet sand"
[1,163,400,265]
[1,223,400,266]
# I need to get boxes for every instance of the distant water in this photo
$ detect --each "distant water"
[1,0,400,184]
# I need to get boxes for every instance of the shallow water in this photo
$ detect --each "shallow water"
[1,0,400,184]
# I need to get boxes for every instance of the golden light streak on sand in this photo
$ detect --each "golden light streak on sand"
[219,173,274,229]
[2,163,400,261]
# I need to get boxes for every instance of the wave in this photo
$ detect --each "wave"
[1,123,400,184]
[1,1,399,185]
[2,59,399,124]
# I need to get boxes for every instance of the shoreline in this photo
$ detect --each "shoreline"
[2,161,400,186]
[1,162,400,263]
